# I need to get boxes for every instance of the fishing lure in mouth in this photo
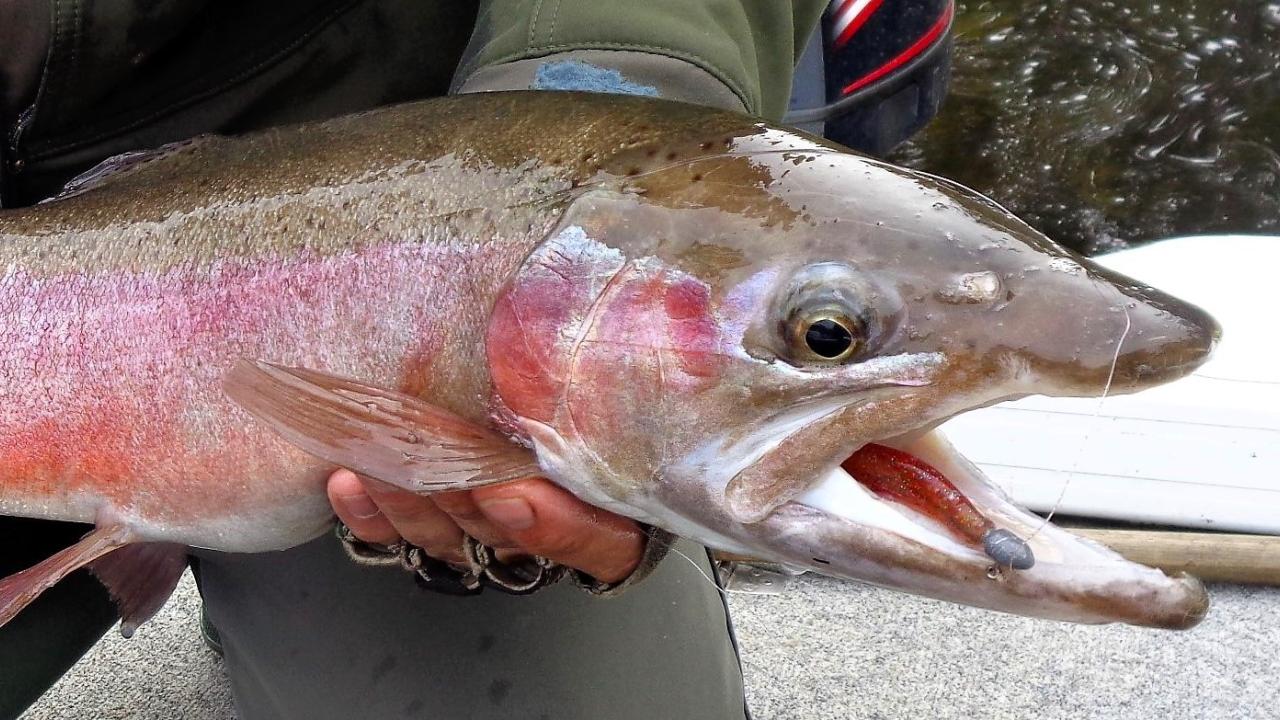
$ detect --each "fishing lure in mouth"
[843,444,1035,570]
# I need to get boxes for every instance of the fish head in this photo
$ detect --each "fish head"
[487,123,1218,629]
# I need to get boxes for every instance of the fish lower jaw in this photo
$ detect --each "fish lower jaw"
[762,429,1211,629]
[758,500,1210,628]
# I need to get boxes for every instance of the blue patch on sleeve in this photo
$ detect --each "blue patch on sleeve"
[531,59,660,97]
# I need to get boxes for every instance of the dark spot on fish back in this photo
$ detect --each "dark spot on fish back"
[372,654,398,684]
[489,678,512,704]
[478,633,495,653]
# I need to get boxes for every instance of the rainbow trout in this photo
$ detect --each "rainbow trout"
[0,92,1217,635]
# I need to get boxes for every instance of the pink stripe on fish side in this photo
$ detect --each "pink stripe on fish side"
[0,240,502,533]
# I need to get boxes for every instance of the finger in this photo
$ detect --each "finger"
[360,478,467,565]
[429,490,519,551]
[328,469,401,546]
[473,478,645,583]
[493,547,534,565]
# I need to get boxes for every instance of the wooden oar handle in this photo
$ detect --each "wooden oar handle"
[1067,528,1280,586]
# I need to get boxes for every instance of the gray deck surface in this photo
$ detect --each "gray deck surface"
[22,572,1279,719]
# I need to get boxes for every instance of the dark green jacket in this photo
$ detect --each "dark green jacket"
[0,0,823,205]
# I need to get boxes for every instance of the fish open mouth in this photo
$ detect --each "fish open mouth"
[817,438,1036,569]
[768,428,1211,629]
[794,429,1145,572]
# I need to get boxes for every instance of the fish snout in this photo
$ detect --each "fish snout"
[1088,273,1220,395]
[1007,262,1221,399]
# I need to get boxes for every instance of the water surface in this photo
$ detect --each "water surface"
[892,0,1280,254]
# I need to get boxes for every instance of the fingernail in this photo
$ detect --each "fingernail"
[478,498,535,530]
[338,493,382,520]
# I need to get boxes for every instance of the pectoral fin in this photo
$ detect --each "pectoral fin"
[224,360,541,493]
[0,525,131,628]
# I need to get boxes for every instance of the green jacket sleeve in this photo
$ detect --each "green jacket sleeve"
[454,0,827,120]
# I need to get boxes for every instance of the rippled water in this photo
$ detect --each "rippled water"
[891,0,1280,254]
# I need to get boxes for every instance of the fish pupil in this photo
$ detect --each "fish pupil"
[805,319,853,358]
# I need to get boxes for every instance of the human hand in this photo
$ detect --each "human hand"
[327,469,645,584]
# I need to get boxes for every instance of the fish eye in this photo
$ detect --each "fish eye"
[791,312,865,362]
[771,262,889,367]
[806,317,855,358]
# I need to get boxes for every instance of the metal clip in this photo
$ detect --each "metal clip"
[715,561,800,595]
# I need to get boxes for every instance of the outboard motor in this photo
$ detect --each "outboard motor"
[789,0,954,156]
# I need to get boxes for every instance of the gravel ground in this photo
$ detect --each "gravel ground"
[23,572,1279,719]
[730,575,1279,720]
[22,575,232,720]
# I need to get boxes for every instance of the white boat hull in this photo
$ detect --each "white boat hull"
[943,235,1280,533]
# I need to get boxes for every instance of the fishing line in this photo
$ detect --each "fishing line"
[1192,374,1280,385]
[1027,295,1132,541]
[667,544,756,597]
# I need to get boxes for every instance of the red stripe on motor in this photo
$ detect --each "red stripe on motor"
[841,0,954,95]
[833,0,885,49]
[831,0,859,20]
